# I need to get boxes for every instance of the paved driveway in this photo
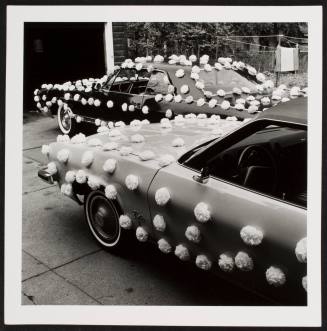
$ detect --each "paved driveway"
[22,112,268,305]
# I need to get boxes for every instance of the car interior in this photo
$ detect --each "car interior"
[185,123,307,208]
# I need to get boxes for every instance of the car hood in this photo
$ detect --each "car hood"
[86,118,244,160]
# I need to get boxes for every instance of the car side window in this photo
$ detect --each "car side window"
[185,123,307,207]
[129,69,151,95]
[146,71,170,95]
[109,69,136,93]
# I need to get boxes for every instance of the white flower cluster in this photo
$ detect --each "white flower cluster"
[61,183,72,196]
[103,158,117,174]
[195,255,212,270]
[57,149,70,163]
[155,187,171,206]
[57,134,70,143]
[120,146,133,156]
[234,251,253,271]
[139,150,156,161]
[71,133,86,144]
[218,254,234,272]
[172,137,185,147]
[105,184,117,199]
[185,225,201,243]
[174,244,190,261]
[265,266,286,286]
[240,225,264,246]
[158,238,172,254]
[65,170,76,183]
[295,237,307,263]
[87,175,101,190]
[125,174,139,191]
[136,226,148,242]
[153,214,166,232]
[119,214,132,229]
[46,162,57,175]
[81,151,94,167]
[131,134,145,143]
[158,154,175,167]
[76,169,87,184]
[194,202,210,223]
[41,144,50,155]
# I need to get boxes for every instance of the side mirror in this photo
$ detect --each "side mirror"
[192,166,210,184]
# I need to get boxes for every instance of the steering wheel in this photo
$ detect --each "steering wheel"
[237,145,278,193]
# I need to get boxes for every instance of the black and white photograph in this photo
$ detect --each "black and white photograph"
[3,4,324,327]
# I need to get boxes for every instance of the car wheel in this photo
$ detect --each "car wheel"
[57,103,78,136]
[85,190,129,251]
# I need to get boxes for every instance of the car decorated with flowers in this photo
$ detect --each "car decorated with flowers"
[33,54,307,136]
[38,96,307,305]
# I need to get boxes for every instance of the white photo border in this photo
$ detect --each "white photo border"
[5,5,322,326]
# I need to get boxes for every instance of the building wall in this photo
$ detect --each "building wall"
[112,22,128,65]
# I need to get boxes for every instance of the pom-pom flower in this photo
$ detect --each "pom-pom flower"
[235,251,253,271]
[120,146,133,156]
[174,244,190,261]
[46,162,57,175]
[138,150,155,161]
[217,89,226,97]
[160,118,172,129]
[70,133,86,144]
[57,134,70,143]
[218,254,234,272]
[105,184,117,199]
[232,87,242,95]
[196,255,212,270]
[281,97,290,103]
[136,226,148,242]
[189,55,197,62]
[208,99,217,108]
[235,103,245,111]
[241,87,251,94]
[172,137,185,147]
[141,105,149,114]
[158,238,172,254]
[153,214,166,232]
[180,84,189,94]
[103,158,117,174]
[41,144,50,155]
[61,183,72,196]
[214,62,223,71]
[155,94,163,102]
[247,105,258,114]
[185,96,193,104]
[87,175,101,190]
[175,69,185,78]
[65,170,76,183]
[196,98,205,107]
[165,94,173,102]
[165,109,173,118]
[121,103,128,111]
[155,187,171,206]
[128,104,135,112]
[131,134,145,143]
[265,266,286,286]
[81,151,94,167]
[240,225,264,246]
[185,225,201,243]
[261,97,271,106]
[174,95,182,103]
[221,100,231,110]
[194,202,211,223]
[119,214,132,229]
[290,86,300,97]
[125,174,139,191]
[76,169,87,184]
[57,149,70,163]
[295,237,307,263]
[107,100,114,108]
[256,73,266,82]
[158,154,175,167]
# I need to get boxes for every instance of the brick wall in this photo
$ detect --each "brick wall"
[112,22,128,65]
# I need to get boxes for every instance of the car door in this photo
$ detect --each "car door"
[147,120,307,304]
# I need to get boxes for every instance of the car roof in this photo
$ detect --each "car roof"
[255,97,307,126]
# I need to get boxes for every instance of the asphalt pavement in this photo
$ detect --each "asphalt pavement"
[22,112,268,306]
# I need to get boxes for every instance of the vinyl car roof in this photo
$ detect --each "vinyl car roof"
[255,97,307,126]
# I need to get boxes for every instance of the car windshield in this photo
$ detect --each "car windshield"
[198,68,257,93]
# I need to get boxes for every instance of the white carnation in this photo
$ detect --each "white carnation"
[97,126,109,135]
[105,184,117,199]
[185,225,201,243]
[189,55,197,62]
[158,154,175,167]
[192,65,200,74]
[248,105,258,114]
[235,103,245,111]
[128,104,135,112]
[235,251,253,271]
[107,100,114,108]
[119,214,132,229]
[158,238,172,254]
[131,134,145,143]
[218,254,234,272]
[295,237,307,263]
[214,62,223,71]
[160,118,172,129]
[41,144,50,155]
[185,96,193,104]
[290,86,300,96]
[136,226,148,242]
[263,80,274,89]
[46,162,57,175]
[194,202,210,223]
[197,98,206,107]
[199,54,209,65]
[73,94,80,101]
[155,94,163,102]
[153,214,166,232]
[165,94,173,102]
[155,187,171,206]
[61,183,72,196]
[103,142,118,151]
[65,170,76,183]
[232,87,242,95]
[208,99,217,108]
[94,99,101,107]
[121,103,128,111]
[180,84,189,94]
[94,118,101,126]
[175,69,185,78]
[195,255,212,270]
[247,66,257,76]
[204,63,212,72]
[281,97,290,103]
[256,73,266,82]
[81,150,94,167]
[165,109,173,118]
[76,169,87,184]
[88,97,94,105]
[76,116,82,123]
[139,150,155,161]
[125,174,139,190]
[81,98,87,105]
[109,128,121,137]
[242,87,251,94]
[103,158,117,173]
[190,72,199,80]
[87,175,100,190]
[56,134,70,143]
[266,266,286,286]
[240,225,263,246]
[261,97,271,106]
[64,93,70,100]
[217,89,226,97]
[57,149,70,163]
